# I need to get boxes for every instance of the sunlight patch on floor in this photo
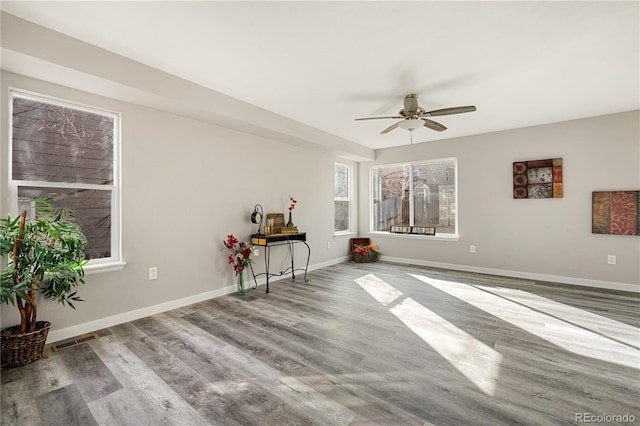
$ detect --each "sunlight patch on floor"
[355,274,502,396]
[479,285,640,349]
[409,274,640,370]
[354,273,404,306]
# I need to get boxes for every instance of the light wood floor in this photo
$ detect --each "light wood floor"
[2,262,639,425]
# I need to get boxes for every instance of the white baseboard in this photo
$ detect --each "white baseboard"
[381,256,640,294]
[48,254,635,344]
[46,255,351,344]
[309,255,351,271]
[46,285,234,344]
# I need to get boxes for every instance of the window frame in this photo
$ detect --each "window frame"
[369,158,459,240]
[334,162,353,235]
[8,88,125,273]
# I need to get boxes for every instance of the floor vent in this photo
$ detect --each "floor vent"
[51,334,100,352]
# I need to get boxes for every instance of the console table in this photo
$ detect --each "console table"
[249,233,310,293]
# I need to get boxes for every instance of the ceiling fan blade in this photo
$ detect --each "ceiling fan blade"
[424,106,476,117]
[355,116,403,121]
[422,118,447,132]
[381,122,401,134]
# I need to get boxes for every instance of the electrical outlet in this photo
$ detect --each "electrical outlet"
[607,255,616,265]
[469,245,476,254]
[148,266,158,280]
[327,241,331,249]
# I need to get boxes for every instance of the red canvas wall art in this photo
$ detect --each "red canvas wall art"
[592,191,639,236]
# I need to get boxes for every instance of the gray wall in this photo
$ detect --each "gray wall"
[359,111,640,291]
[1,71,357,341]
[1,11,638,343]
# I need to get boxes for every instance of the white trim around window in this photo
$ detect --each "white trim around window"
[370,158,458,238]
[8,88,125,273]
[334,162,354,235]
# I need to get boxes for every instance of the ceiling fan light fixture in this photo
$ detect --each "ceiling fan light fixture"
[399,118,423,131]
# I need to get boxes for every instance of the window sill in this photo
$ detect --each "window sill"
[85,261,127,275]
[369,231,459,242]
[333,231,357,238]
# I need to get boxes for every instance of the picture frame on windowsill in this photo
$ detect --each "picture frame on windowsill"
[389,225,436,236]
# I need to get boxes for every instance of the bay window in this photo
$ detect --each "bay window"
[371,158,457,235]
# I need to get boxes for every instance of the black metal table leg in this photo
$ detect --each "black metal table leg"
[249,262,257,289]
[302,241,310,282]
[265,244,270,293]
[289,241,296,280]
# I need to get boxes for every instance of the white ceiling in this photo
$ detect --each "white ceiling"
[1,1,638,150]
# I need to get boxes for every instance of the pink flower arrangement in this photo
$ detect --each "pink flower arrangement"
[223,234,255,275]
[288,196,297,211]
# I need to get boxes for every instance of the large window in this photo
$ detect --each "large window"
[334,162,351,233]
[372,158,457,235]
[10,90,121,268]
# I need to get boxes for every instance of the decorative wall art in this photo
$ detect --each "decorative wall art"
[592,191,639,236]
[513,158,563,199]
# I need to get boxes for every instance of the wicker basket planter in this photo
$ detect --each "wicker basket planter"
[1,321,51,369]
[350,237,380,263]
[352,252,378,263]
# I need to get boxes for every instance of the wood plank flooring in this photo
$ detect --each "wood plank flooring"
[2,262,639,425]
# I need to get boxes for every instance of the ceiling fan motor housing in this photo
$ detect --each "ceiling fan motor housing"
[403,94,420,114]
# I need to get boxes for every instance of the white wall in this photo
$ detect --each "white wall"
[1,71,357,341]
[359,110,640,292]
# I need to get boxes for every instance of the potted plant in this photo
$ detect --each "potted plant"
[0,197,88,368]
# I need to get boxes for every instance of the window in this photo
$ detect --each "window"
[334,162,351,233]
[10,90,122,269]
[371,158,457,235]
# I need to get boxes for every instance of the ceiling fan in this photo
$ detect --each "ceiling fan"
[355,94,476,134]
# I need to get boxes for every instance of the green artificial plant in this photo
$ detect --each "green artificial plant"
[1,198,88,334]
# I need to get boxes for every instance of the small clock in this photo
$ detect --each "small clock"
[251,209,262,224]
[250,204,264,234]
